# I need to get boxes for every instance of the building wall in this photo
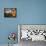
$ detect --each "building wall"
[0,0,46,44]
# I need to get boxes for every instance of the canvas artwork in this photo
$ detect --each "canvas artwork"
[4,8,17,17]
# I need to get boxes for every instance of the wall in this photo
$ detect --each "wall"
[0,0,46,44]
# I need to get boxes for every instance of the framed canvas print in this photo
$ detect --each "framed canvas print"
[4,8,17,18]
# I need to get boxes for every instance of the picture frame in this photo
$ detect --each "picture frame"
[4,8,17,18]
